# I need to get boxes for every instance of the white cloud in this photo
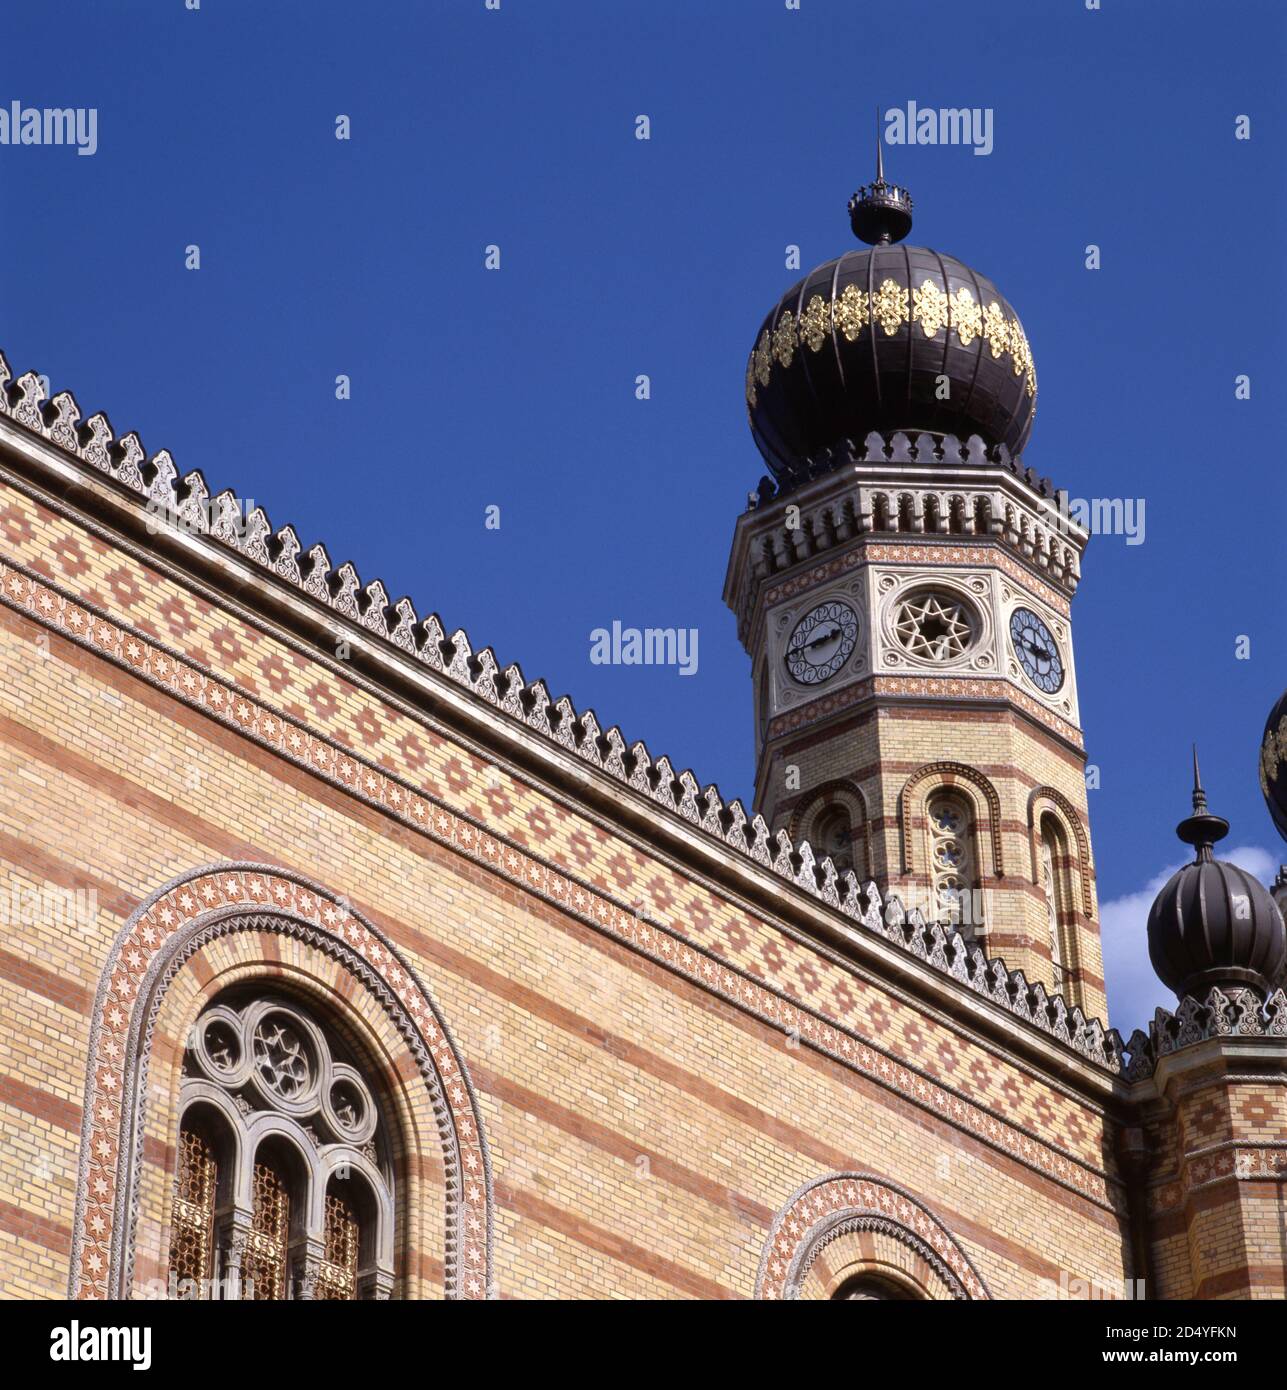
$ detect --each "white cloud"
[1098,845,1280,1035]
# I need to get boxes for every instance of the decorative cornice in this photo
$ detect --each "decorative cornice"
[0,349,1120,1074]
[1122,986,1287,1082]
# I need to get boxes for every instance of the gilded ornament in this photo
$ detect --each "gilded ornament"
[745,355,757,408]
[912,278,949,339]
[754,328,772,388]
[772,311,798,368]
[1263,729,1280,784]
[799,294,831,352]
[951,287,982,347]
[833,282,868,341]
[982,301,1009,360]
[873,278,909,337]
[1277,714,1287,763]
[1007,319,1026,377]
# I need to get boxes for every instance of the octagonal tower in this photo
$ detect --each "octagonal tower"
[724,158,1104,1019]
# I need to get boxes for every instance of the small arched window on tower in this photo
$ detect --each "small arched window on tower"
[925,791,982,938]
[813,804,855,877]
[167,993,395,1299]
[1039,814,1070,991]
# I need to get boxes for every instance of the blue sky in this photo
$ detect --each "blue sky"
[2,1,1283,1033]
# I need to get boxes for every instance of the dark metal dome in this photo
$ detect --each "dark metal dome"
[745,168,1036,486]
[1259,685,1287,842]
[1147,753,1287,1000]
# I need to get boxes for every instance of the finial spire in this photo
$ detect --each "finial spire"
[875,106,884,185]
[1191,743,1208,814]
[849,114,913,246]
[1176,745,1228,861]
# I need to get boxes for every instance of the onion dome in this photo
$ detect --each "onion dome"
[745,144,1037,487]
[1259,685,1287,842]
[1147,751,1287,1000]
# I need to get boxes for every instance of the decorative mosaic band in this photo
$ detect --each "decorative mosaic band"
[1149,1141,1287,1215]
[754,1172,988,1300]
[746,281,1036,410]
[0,557,1124,1212]
[765,672,1084,750]
[764,543,1072,620]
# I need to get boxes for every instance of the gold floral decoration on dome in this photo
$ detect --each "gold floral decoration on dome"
[772,311,798,368]
[747,271,1037,408]
[951,286,982,347]
[754,328,772,388]
[799,294,831,352]
[1263,716,1287,789]
[982,301,1009,360]
[873,278,910,336]
[912,278,949,338]
[833,282,868,341]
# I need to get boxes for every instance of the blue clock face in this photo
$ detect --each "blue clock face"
[1009,607,1064,694]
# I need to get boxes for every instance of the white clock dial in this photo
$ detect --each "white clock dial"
[784,601,859,685]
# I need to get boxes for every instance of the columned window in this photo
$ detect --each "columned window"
[925,792,981,936]
[167,993,395,1300]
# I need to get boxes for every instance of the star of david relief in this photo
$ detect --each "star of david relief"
[894,591,975,662]
[253,1018,311,1099]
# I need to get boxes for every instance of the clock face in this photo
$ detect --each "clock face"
[1009,607,1064,694]
[785,601,859,685]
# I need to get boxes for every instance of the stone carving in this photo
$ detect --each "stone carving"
[1122,986,1287,1081]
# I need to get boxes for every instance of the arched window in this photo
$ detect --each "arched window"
[925,792,982,937]
[1040,814,1071,990]
[813,804,855,876]
[833,1274,915,1300]
[167,993,395,1300]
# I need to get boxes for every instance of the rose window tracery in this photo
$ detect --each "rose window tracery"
[893,590,976,663]
[168,994,394,1299]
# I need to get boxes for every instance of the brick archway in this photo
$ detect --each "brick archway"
[899,760,1005,878]
[1027,785,1095,917]
[755,1172,988,1300]
[69,863,492,1300]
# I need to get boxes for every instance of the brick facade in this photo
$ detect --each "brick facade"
[0,366,1281,1300]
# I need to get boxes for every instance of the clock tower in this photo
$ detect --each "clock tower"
[723,163,1106,1021]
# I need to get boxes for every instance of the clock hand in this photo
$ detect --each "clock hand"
[802,626,842,652]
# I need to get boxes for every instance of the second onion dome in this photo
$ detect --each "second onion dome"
[1147,752,1287,1001]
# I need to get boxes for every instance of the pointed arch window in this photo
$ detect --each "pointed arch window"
[166,993,395,1300]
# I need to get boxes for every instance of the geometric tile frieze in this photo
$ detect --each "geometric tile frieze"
[0,555,1121,1215]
